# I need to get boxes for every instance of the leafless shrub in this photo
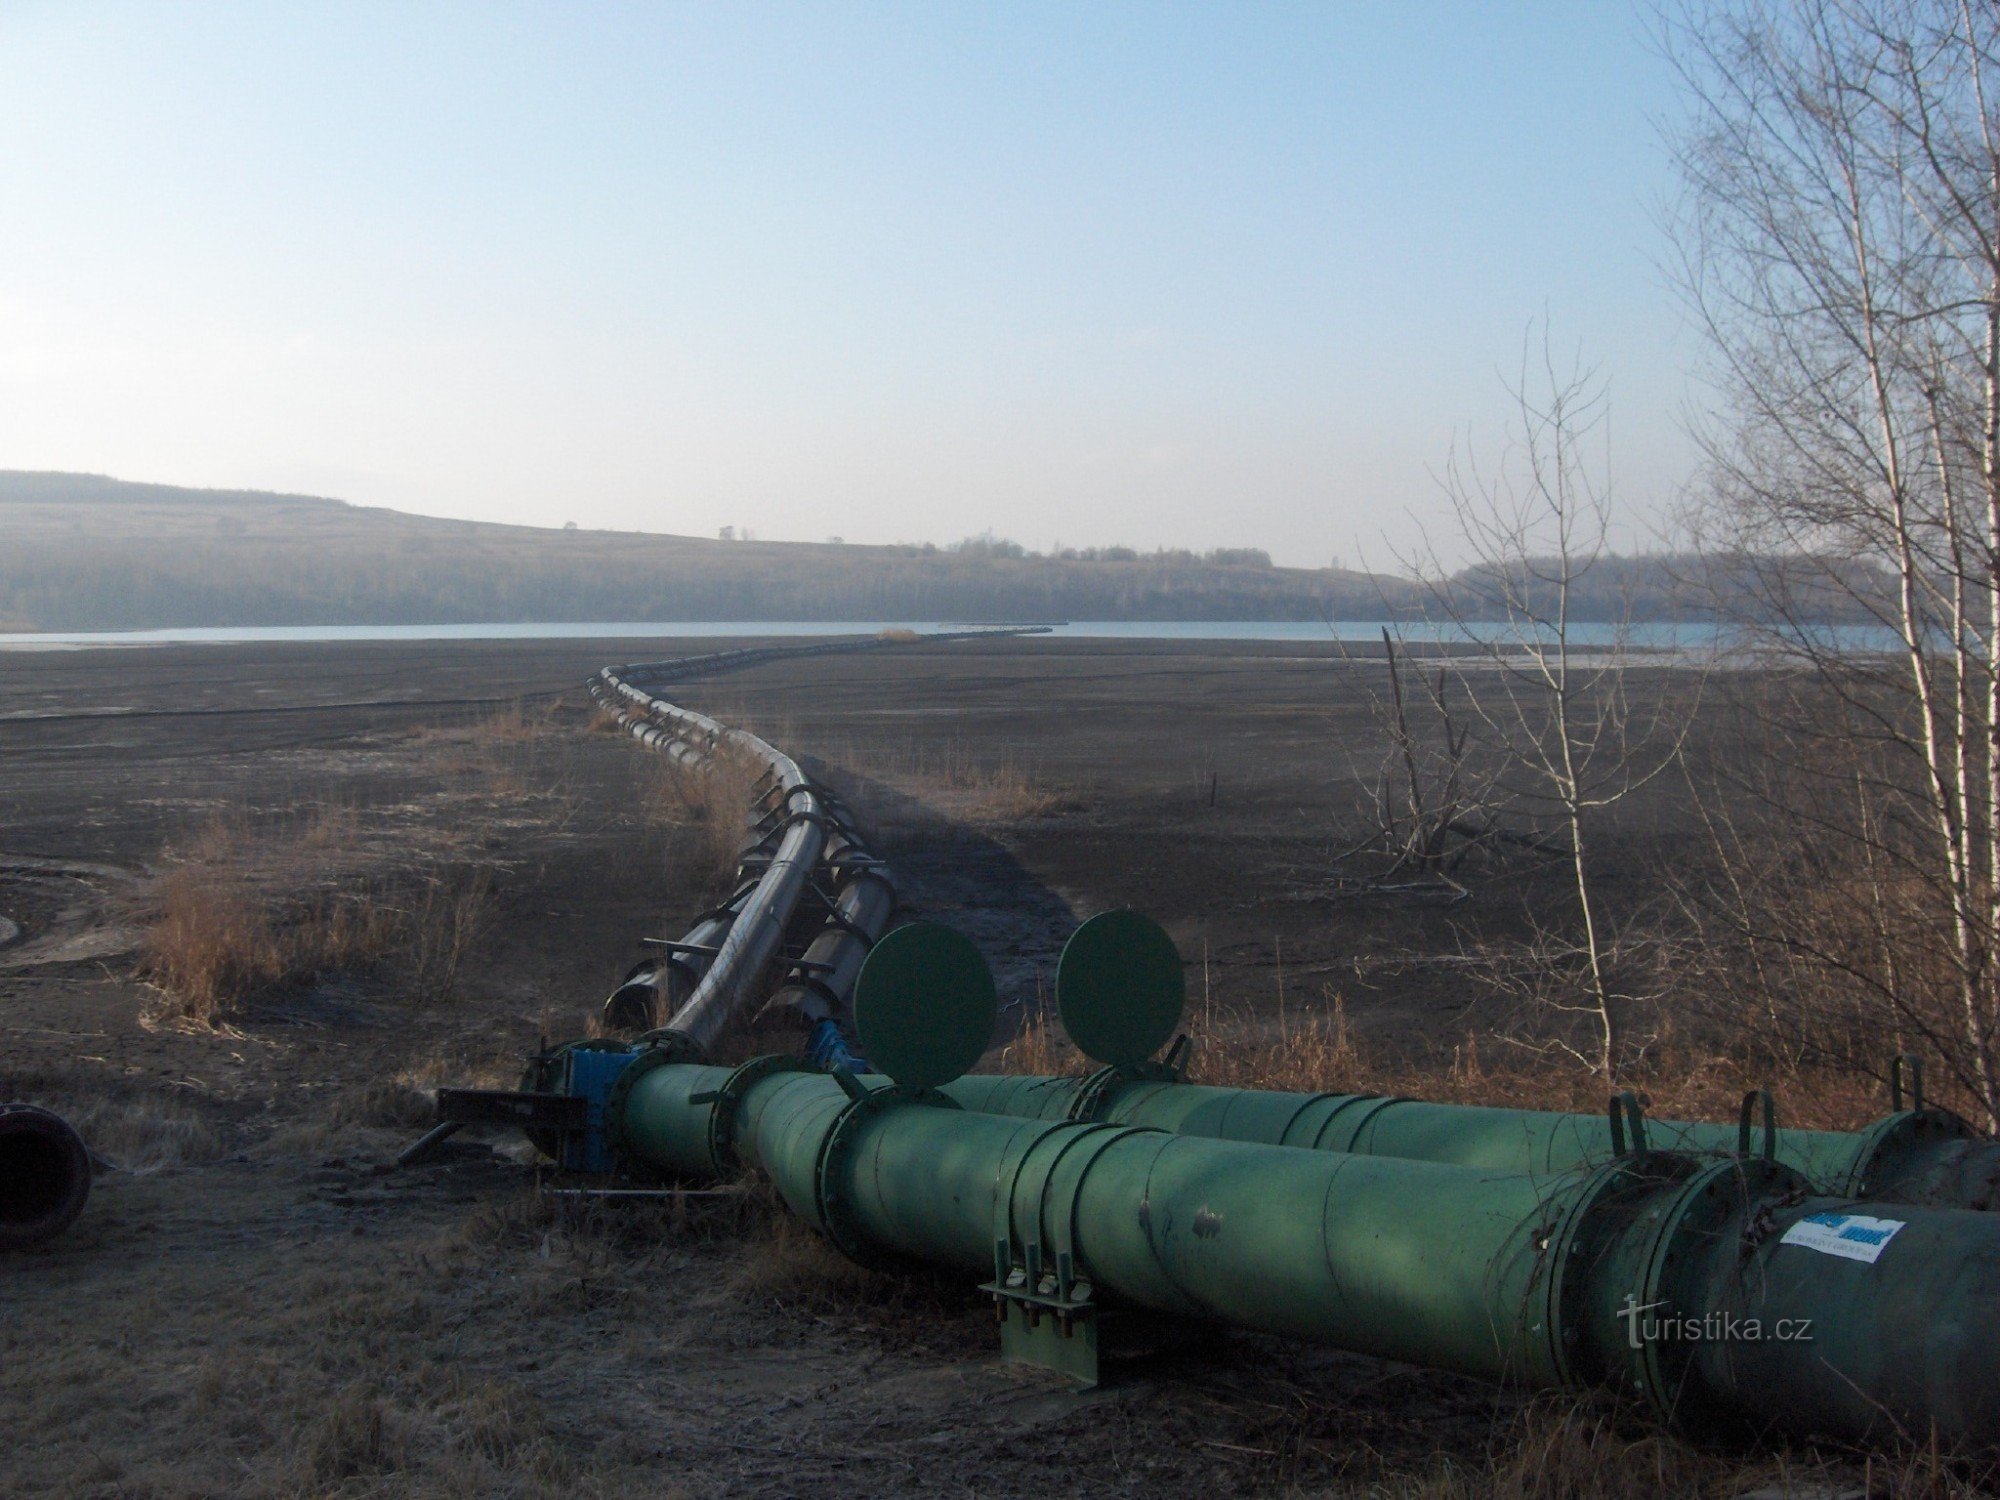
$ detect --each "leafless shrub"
[1384,333,1700,1079]
[1334,631,1498,896]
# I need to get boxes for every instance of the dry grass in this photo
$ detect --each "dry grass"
[1352,1394,1997,1500]
[400,866,496,1005]
[0,1062,229,1173]
[640,749,763,887]
[140,865,288,1014]
[136,811,497,1024]
[841,738,1081,827]
[876,627,922,643]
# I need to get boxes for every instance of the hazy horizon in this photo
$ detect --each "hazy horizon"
[0,3,1696,569]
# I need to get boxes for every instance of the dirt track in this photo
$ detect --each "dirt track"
[0,635,1706,1497]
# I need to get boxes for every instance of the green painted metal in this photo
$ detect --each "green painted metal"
[852,922,997,1087]
[933,1070,1997,1211]
[1056,910,1185,1066]
[955,914,1993,1209]
[602,1053,2000,1445]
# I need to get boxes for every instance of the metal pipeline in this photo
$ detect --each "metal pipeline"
[762,796,896,1069]
[932,1070,1997,1211]
[0,1103,91,1249]
[523,1046,2000,1448]
[585,631,1037,1046]
[587,659,831,1056]
[928,912,2000,1212]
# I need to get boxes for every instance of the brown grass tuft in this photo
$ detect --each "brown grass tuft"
[139,865,287,1020]
[642,750,763,887]
[137,812,499,1022]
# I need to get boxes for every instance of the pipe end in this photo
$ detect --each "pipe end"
[0,1104,92,1249]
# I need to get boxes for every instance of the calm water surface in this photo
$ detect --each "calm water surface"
[0,619,1897,652]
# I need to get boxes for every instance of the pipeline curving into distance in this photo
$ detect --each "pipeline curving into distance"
[431,673,2000,1452]
[584,641,903,1062]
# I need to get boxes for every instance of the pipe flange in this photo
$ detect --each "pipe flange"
[1836,1106,1975,1199]
[600,1038,701,1163]
[519,1038,643,1161]
[813,1085,959,1266]
[1627,1156,1809,1430]
[706,1055,816,1170]
[1540,1152,1698,1389]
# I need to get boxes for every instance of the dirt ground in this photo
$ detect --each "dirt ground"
[0,636,1912,1497]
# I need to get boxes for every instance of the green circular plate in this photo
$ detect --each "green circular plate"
[1056,910,1185,1066]
[852,921,998,1087]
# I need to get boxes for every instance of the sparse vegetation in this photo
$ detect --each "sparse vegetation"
[639,750,763,887]
[129,707,577,1021]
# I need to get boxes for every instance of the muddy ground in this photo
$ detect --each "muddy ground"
[0,636,1828,1498]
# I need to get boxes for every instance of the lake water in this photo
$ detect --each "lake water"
[0,618,1900,652]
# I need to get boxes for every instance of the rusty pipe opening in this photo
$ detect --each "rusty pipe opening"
[0,1104,91,1249]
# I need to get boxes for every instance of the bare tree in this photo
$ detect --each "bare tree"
[1665,0,2000,1124]
[1400,333,1693,1079]
[1332,627,1488,897]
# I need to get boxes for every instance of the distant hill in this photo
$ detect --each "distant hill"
[0,471,1419,630]
[0,471,1879,632]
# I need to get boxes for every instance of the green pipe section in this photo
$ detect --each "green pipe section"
[934,1070,1996,1209]
[608,1051,2000,1447]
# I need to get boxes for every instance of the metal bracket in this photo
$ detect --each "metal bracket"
[1891,1053,1927,1113]
[1737,1089,1778,1162]
[776,954,839,976]
[980,1121,1144,1388]
[1608,1091,1651,1162]
[436,1088,587,1132]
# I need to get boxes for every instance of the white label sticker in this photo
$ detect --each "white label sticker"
[1779,1211,1907,1264]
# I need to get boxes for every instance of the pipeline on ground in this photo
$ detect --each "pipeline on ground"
[423,665,2000,1453]
[931,913,2000,1212]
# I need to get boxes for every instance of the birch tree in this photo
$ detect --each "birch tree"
[1667,0,2000,1123]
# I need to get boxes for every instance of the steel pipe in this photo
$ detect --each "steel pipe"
[538,1048,2000,1447]
[0,1103,91,1249]
[588,659,831,1055]
[762,799,896,1069]
[931,1070,1998,1211]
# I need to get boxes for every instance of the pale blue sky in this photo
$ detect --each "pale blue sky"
[0,2,1695,566]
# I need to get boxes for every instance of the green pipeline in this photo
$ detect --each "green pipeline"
[928,1071,1998,1210]
[608,1052,2000,1448]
